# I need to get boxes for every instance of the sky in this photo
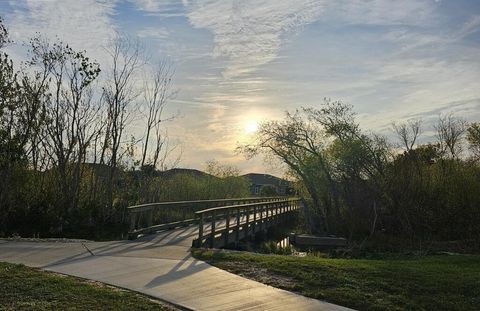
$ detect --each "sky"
[1,0,480,175]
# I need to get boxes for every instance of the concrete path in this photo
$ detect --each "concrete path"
[0,226,352,311]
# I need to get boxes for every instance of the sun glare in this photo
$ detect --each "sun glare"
[244,120,259,134]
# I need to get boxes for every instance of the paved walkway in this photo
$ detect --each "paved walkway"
[0,226,352,311]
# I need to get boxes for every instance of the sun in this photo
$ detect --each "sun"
[244,120,259,134]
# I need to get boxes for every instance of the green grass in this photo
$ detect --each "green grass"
[0,262,175,311]
[193,250,480,311]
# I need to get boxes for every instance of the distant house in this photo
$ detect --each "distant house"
[242,173,294,196]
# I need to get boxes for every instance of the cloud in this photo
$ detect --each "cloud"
[178,0,440,79]
[137,26,169,39]
[127,0,184,17]
[183,0,327,78]
[456,15,480,39]
[129,0,164,12]
[6,0,117,64]
[331,0,436,26]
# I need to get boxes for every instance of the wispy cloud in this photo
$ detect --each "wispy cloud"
[331,0,436,26]
[127,0,184,17]
[137,26,169,39]
[184,0,326,78]
[7,0,117,63]
[179,0,440,79]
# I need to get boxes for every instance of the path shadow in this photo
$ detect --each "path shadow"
[144,253,211,289]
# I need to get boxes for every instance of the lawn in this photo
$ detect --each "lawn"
[193,250,480,311]
[0,262,176,311]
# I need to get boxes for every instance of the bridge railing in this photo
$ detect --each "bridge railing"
[127,197,284,239]
[192,197,300,248]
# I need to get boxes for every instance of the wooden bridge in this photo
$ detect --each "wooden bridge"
[127,197,301,248]
[2,198,350,310]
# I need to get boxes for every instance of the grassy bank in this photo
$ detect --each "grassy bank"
[193,250,480,311]
[0,262,176,310]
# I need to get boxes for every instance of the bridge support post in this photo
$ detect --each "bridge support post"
[265,204,269,230]
[198,213,204,248]
[235,207,240,246]
[245,207,250,239]
[128,213,137,239]
[275,203,279,224]
[224,209,230,247]
[210,211,216,248]
[129,213,137,232]
[147,210,153,228]
[259,205,263,232]
[253,206,257,234]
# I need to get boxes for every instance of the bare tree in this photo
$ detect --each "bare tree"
[392,119,422,152]
[28,37,101,222]
[101,35,143,213]
[152,128,182,171]
[435,114,466,159]
[140,60,175,168]
[0,16,8,49]
[467,122,480,161]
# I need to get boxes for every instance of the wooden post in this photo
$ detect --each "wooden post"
[210,211,216,248]
[224,209,230,247]
[129,212,136,232]
[235,207,240,246]
[266,204,270,229]
[280,203,283,222]
[245,206,250,238]
[259,204,263,231]
[253,205,257,234]
[274,203,277,225]
[276,203,279,223]
[147,209,153,228]
[273,203,277,225]
[278,203,281,223]
[198,213,204,248]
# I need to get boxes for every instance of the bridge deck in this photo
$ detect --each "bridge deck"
[0,226,352,310]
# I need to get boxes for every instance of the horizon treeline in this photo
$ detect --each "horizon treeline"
[241,100,480,249]
[0,18,250,239]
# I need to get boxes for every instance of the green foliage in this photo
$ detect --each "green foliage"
[138,172,250,203]
[259,241,293,255]
[387,155,480,240]
[193,250,480,311]
[243,100,480,245]
[259,185,278,196]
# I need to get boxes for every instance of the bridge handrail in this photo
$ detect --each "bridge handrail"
[127,196,283,213]
[194,198,298,215]
[127,196,287,239]
[193,197,301,248]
